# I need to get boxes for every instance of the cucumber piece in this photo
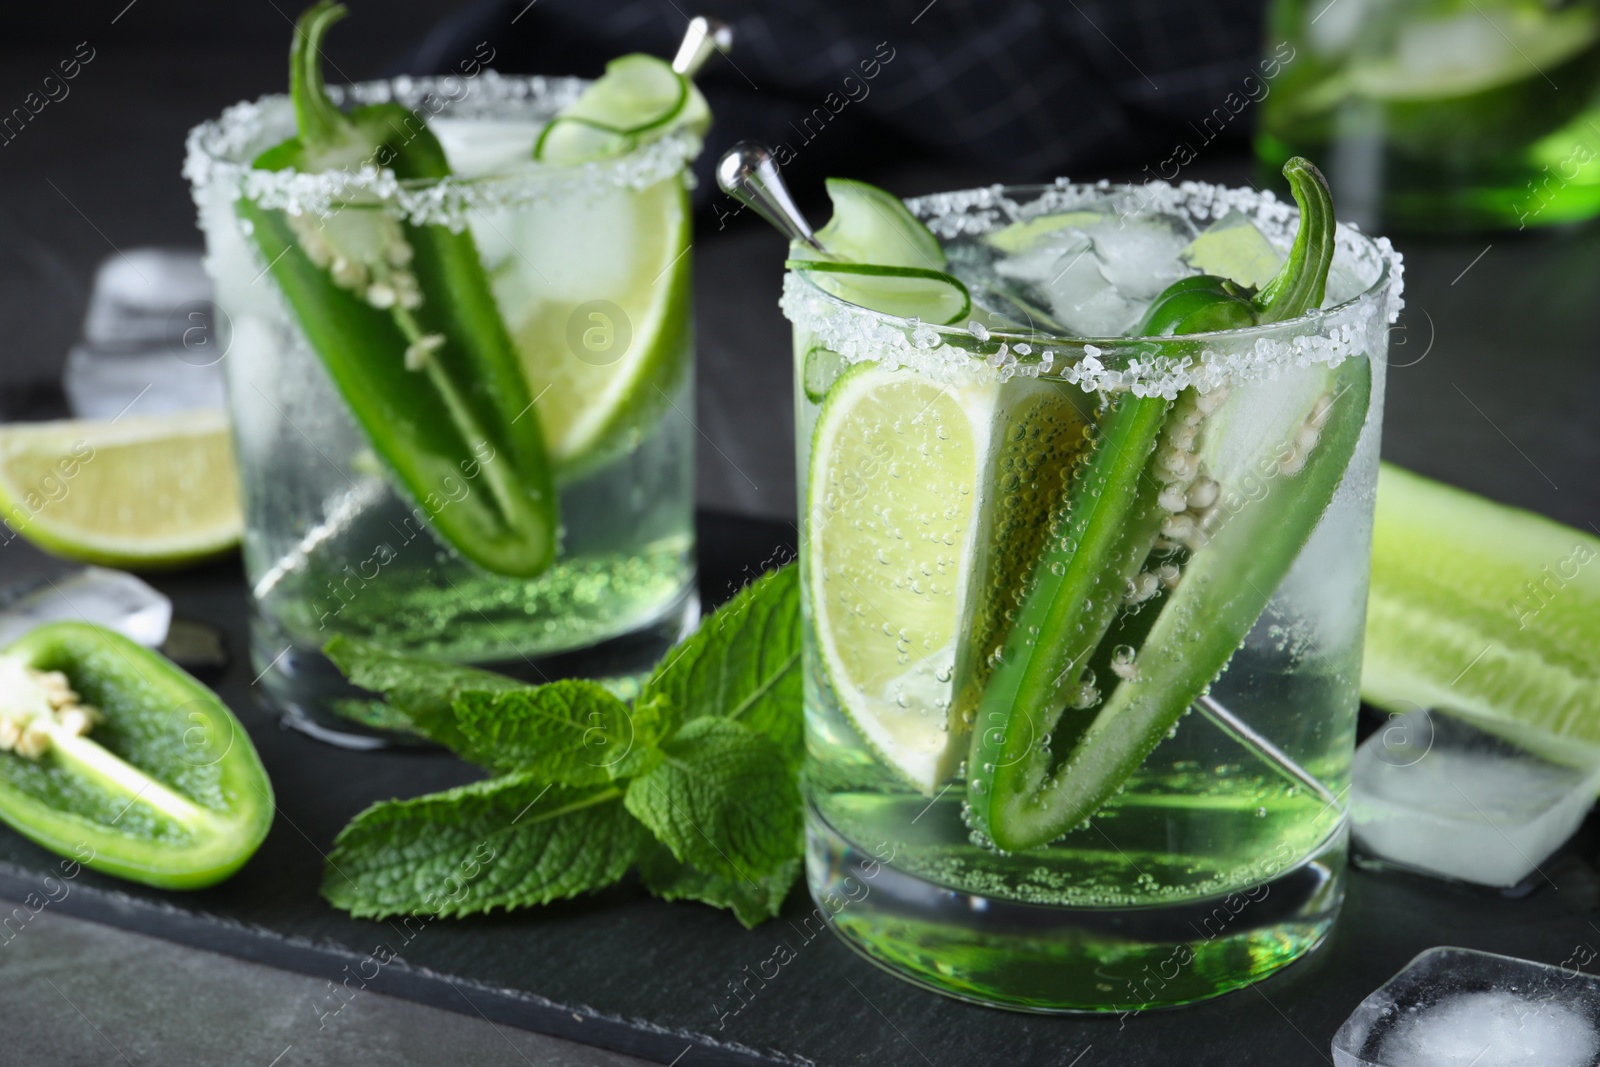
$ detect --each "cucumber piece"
[802,344,848,403]
[812,178,945,270]
[1362,464,1600,756]
[785,260,971,326]
[534,54,707,164]
[0,623,273,889]
[787,178,969,323]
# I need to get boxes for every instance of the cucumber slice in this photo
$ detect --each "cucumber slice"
[1362,464,1600,756]
[534,54,707,165]
[788,178,967,323]
[0,623,273,889]
[786,260,971,326]
[802,344,848,403]
[812,178,945,270]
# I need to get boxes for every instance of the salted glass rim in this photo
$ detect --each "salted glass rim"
[780,177,1404,397]
[183,70,699,227]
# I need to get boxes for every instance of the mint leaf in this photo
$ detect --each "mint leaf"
[640,565,802,765]
[323,773,643,918]
[454,680,672,783]
[624,717,800,883]
[640,844,799,928]
[324,635,521,764]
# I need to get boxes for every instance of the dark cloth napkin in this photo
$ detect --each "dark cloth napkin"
[398,0,1271,205]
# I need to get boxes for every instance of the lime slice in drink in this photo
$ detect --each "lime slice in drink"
[1346,9,1597,103]
[1180,212,1284,290]
[0,413,241,567]
[982,211,1102,255]
[807,364,998,791]
[501,52,704,475]
[492,178,691,476]
[1362,463,1600,758]
[807,364,1086,791]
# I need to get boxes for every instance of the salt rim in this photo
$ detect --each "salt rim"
[781,177,1405,398]
[183,71,700,231]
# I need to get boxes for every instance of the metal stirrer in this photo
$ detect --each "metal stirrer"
[715,141,825,252]
[672,17,734,77]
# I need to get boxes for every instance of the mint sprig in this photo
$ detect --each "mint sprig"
[624,718,800,882]
[639,561,803,764]
[455,681,673,783]
[321,565,803,927]
[324,775,643,919]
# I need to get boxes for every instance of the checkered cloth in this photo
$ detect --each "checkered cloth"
[400,0,1268,196]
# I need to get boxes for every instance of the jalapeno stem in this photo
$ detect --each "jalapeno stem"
[290,1,354,149]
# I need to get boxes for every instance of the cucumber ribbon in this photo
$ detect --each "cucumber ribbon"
[967,158,1372,852]
[240,2,558,578]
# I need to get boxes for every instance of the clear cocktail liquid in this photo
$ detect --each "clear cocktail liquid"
[787,182,1400,1010]
[1258,0,1600,232]
[187,77,698,738]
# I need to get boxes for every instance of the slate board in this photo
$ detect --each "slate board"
[1,511,1599,1067]
[3,202,1600,1067]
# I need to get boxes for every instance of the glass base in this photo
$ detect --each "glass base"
[250,582,699,749]
[805,802,1345,1013]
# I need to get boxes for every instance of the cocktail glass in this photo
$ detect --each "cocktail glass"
[1257,0,1600,232]
[785,178,1402,1010]
[186,72,699,742]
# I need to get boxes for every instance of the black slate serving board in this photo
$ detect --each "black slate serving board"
[2,511,1600,1067]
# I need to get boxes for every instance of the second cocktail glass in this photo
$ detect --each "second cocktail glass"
[187,42,704,740]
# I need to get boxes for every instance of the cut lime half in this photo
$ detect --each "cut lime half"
[0,413,241,568]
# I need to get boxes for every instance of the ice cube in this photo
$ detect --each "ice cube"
[1043,245,1141,337]
[429,117,543,177]
[65,249,226,419]
[0,567,171,648]
[1333,947,1600,1067]
[81,249,212,349]
[1179,210,1285,290]
[993,233,1138,337]
[1351,709,1600,888]
[1079,215,1194,301]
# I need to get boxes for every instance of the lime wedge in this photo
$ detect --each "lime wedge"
[807,365,1086,791]
[1180,211,1285,290]
[1362,463,1600,753]
[807,364,996,790]
[0,413,241,567]
[534,54,708,165]
[982,211,1102,255]
[493,178,691,475]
